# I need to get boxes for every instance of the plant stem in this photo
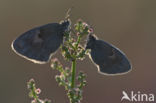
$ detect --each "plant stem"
[75,36,81,49]
[71,35,81,88]
[31,85,41,103]
[71,60,76,88]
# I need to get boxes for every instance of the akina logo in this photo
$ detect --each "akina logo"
[121,91,155,102]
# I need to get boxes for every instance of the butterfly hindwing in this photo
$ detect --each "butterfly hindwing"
[86,34,131,75]
[12,21,70,64]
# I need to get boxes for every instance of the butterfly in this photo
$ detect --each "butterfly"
[11,20,70,64]
[85,34,132,75]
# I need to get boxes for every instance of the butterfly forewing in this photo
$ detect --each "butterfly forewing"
[12,21,70,64]
[86,34,132,75]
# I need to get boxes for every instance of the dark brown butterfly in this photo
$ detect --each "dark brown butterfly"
[11,20,70,64]
[86,34,132,75]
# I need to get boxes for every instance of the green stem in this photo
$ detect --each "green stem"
[31,85,41,103]
[75,36,81,49]
[71,35,81,88]
[71,60,76,88]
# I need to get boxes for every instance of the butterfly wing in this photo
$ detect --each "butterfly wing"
[87,35,131,75]
[11,23,66,64]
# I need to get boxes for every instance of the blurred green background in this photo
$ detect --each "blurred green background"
[1,0,156,103]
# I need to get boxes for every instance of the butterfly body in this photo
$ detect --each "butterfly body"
[86,34,131,75]
[12,20,70,64]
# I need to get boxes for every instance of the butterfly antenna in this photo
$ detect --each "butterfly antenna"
[65,7,73,20]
